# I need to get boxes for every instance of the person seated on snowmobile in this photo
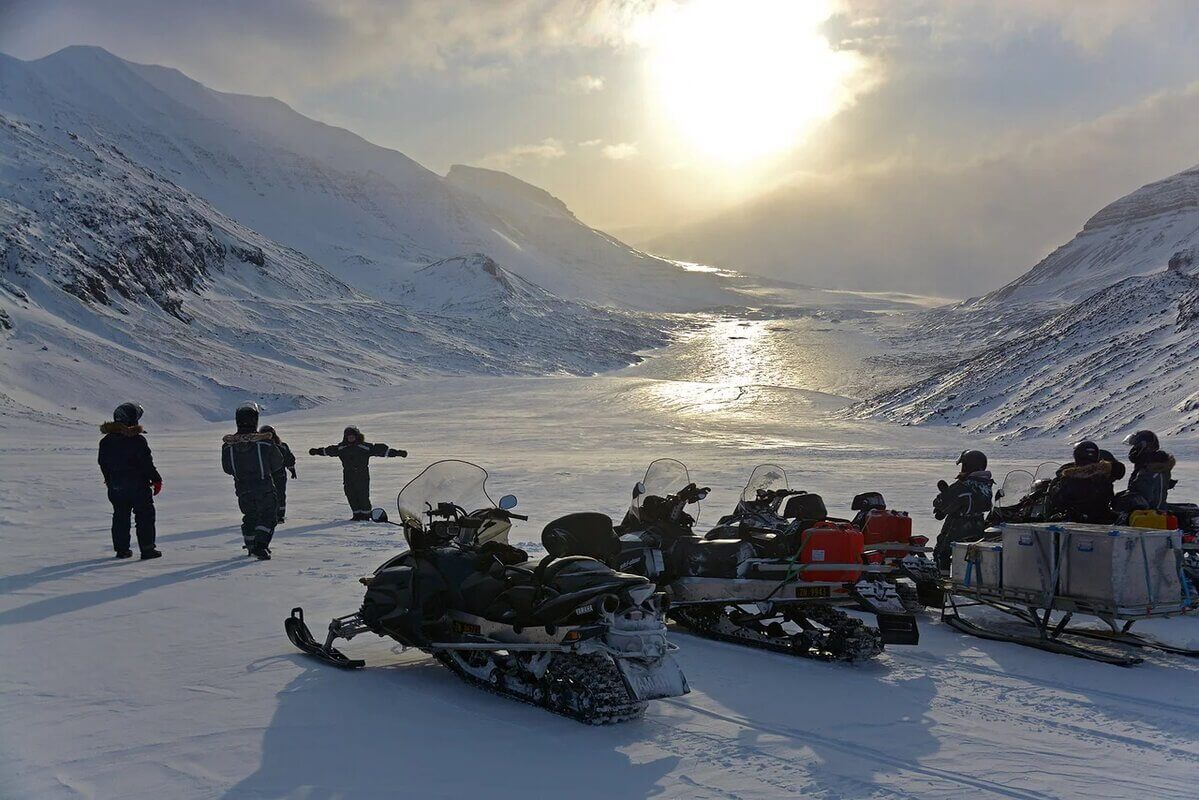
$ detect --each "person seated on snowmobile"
[98,402,163,560]
[932,450,994,571]
[1048,440,1125,523]
[222,402,284,560]
[260,425,296,524]
[309,426,407,520]
[1122,430,1176,510]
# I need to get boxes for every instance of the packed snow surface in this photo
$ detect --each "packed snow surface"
[3,320,1197,799]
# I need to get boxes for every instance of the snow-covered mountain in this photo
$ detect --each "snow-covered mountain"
[857,165,1199,441]
[0,113,664,424]
[0,46,731,311]
[984,166,1199,306]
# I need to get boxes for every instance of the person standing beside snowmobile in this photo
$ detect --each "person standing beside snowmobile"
[98,402,163,560]
[308,426,406,519]
[222,403,284,559]
[260,425,296,523]
[1123,430,1175,510]
[932,450,994,571]
[1048,440,1125,523]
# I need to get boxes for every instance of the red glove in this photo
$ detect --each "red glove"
[152,480,163,496]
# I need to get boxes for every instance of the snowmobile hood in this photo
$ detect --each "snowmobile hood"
[100,422,144,436]
[223,432,273,444]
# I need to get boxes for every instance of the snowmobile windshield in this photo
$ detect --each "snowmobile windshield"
[997,470,1034,509]
[397,460,494,530]
[741,464,788,503]
[1032,461,1060,485]
[633,458,701,521]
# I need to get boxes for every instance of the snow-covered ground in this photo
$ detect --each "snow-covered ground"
[3,319,1198,800]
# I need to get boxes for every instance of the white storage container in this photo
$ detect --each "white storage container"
[950,541,1003,590]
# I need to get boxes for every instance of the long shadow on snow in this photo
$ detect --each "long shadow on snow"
[0,556,124,595]
[0,558,254,626]
[158,519,356,544]
[659,631,951,799]
[226,655,681,800]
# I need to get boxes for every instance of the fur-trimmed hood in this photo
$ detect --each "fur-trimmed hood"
[100,422,144,436]
[1058,461,1112,480]
[958,470,994,484]
[1135,453,1176,474]
[223,432,273,444]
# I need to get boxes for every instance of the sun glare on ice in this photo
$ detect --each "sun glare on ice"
[643,0,863,165]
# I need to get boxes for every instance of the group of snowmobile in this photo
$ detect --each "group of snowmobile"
[285,457,937,724]
[285,443,1197,724]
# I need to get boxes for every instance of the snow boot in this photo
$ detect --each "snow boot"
[252,545,272,561]
[116,549,134,559]
[352,512,370,521]
[140,549,162,561]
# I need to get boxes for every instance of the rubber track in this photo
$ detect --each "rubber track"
[670,604,884,662]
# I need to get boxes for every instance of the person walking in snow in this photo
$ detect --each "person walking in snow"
[932,449,994,571]
[260,424,296,524]
[98,402,163,560]
[1048,440,1125,523]
[222,402,284,559]
[309,426,406,520]
[1123,430,1176,510]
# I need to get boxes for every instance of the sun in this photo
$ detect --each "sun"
[643,0,863,165]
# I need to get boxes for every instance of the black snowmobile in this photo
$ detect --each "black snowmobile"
[987,462,1058,525]
[548,459,918,662]
[285,460,689,724]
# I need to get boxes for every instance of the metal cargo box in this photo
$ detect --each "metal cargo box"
[951,541,1003,590]
[1001,524,1061,595]
[1059,526,1184,610]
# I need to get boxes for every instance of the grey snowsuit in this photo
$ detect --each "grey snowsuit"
[222,432,284,550]
[932,470,995,570]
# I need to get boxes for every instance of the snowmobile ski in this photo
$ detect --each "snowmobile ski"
[285,607,365,669]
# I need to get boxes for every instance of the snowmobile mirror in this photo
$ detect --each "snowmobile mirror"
[370,507,389,523]
[633,481,645,499]
[498,494,518,510]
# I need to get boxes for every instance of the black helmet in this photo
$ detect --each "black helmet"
[1072,440,1100,465]
[235,401,261,432]
[343,425,362,442]
[113,402,143,425]
[955,449,987,473]
[1123,430,1159,460]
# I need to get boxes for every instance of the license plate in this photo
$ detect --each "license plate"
[795,585,831,598]
[616,656,689,701]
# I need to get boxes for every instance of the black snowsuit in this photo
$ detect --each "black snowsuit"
[932,470,994,570]
[221,432,284,550]
[1049,453,1125,523]
[312,438,398,516]
[98,422,162,555]
[1127,452,1176,510]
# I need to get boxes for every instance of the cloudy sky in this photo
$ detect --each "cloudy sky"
[2,0,1198,295]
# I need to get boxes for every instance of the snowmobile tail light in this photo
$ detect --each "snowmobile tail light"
[911,535,928,547]
[563,630,582,642]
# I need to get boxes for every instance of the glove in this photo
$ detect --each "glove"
[308,448,320,456]
[289,467,298,479]
[937,480,949,494]
[387,449,407,458]
[152,480,163,496]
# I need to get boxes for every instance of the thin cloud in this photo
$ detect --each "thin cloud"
[480,137,567,169]
[564,74,605,93]
[601,142,639,160]
[578,139,604,147]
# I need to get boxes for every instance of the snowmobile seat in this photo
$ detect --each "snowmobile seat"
[541,513,620,564]
[781,492,828,522]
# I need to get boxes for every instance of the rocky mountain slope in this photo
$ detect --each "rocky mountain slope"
[0,113,664,424]
[0,46,731,311]
[857,165,1199,441]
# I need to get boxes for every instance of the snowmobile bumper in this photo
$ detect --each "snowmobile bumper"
[850,580,920,646]
[616,653,689,701]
